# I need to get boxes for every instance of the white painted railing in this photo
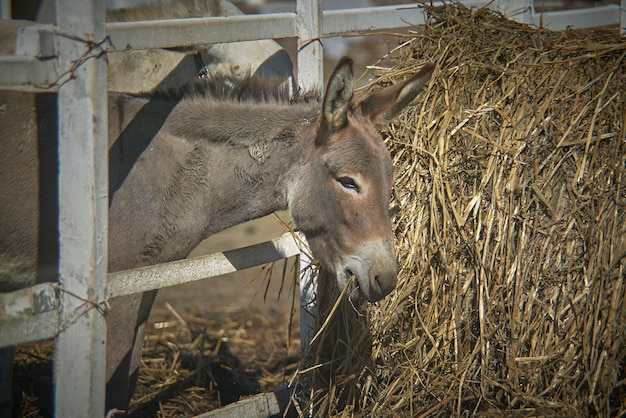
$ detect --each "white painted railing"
[2,1,623,86]
[1,233,308,347]
[0,0,623,416]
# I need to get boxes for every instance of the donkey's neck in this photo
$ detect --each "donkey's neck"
[170,98,319,229]
[108,94,319,270]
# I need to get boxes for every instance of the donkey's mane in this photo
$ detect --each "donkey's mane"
[130,72,321,149]
[107,0,223,22]
[147,73,319,106]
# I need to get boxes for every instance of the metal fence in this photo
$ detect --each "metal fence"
[0,0,623,416]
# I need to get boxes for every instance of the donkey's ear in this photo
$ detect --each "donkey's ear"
[321,57,355,134]
[359,63,435,126]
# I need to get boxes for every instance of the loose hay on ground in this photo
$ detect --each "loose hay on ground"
[13,301,300,417]
[127,300,300,417]
[302,2,625,417]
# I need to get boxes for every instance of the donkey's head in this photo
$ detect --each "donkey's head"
[290,58,434,302]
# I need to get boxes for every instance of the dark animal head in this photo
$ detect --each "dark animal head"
[289,58,434,302]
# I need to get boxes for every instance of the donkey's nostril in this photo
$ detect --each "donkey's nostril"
[373,275,383,294]
[371,270,397,300]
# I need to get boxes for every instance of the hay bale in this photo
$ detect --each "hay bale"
[306,3,626,416]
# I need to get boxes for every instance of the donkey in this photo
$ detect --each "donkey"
[0,58,434,413]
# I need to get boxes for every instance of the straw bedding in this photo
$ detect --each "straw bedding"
[303,2,625,417]
[13,300,301,417]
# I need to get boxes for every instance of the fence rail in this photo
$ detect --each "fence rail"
[2,1,623,86]
[0,0,624,416]
[0,232,306,348]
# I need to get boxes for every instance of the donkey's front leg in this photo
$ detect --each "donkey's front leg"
[105,290,157,415]
[0,346,16,417]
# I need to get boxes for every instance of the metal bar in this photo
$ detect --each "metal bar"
[89,3,626,53]
[533,4,620,30]
[109,233,302,299]
[296,0,323,98]
[0,283,58,347]
[493,0,533,24]
[293,2,322,405]
[0,0,9,20]
[2,311,58,348]
[53,0,108,416]
[106,12,297,51]
[622,0,626,34]
[0,23,59,85]
[0,55,56,86]
[14,24,57,58]
[298,244,317,418]
[0,233,303,345]
[86,3,626,51]
[298,238,317,360]
[323,4,428,35]
[0,2,621,86]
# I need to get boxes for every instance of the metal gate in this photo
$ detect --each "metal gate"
[0,0,623,416]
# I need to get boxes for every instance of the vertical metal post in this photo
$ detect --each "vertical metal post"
[54,0,108,416]
[293,1,321,398]
[619,0,626,35]
[494,0,533,24]
[296,232,316,418]
[296,0,324,94]
[0,0,10,19]
[295,4,322,413]
[297,234,317,361]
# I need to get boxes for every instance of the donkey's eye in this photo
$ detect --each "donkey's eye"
[337,176,360,192]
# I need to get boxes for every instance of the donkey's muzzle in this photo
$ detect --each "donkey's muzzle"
[344,240,398,302]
